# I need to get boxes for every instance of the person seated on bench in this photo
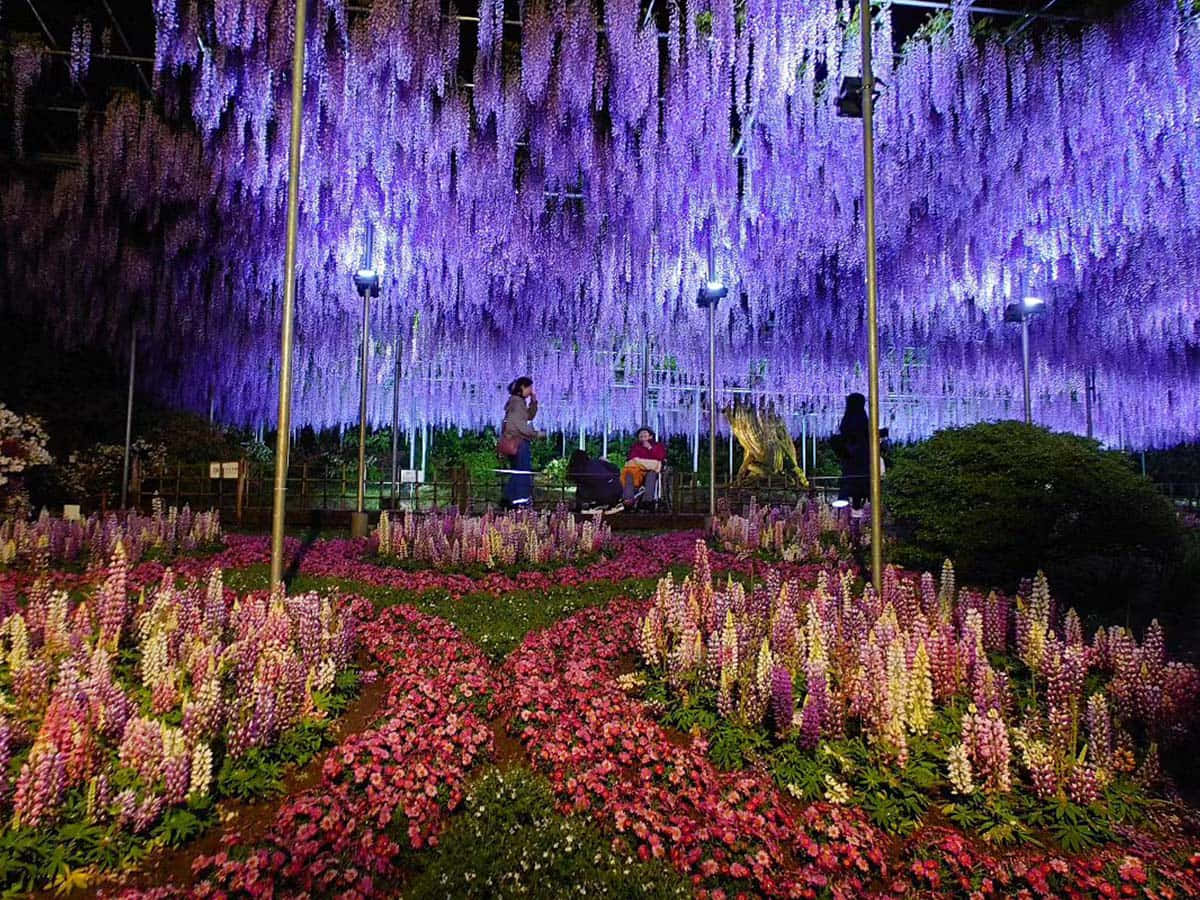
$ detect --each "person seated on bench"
[566,450,624,514]
[622,427,666,510]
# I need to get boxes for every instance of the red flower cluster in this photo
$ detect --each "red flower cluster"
[4,529,844,605]
[903,829,1200,899]
[496,598,888,898]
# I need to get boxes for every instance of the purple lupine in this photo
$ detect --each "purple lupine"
[770,665,793,737]
[799,660,829,750]
[161,752,191,805]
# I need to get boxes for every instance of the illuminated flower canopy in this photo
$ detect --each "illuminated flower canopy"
[1,0,1197,446]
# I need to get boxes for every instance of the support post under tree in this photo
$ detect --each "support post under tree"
[120,324,136,509]
[269,0,307,588]
[861,0,885,596]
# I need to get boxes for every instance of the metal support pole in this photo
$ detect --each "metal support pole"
[391,343,401,504]
[269,0,307,588]
[801,415,808,474]
[693,387,700,472]
[861,0,885,596]
[708,258,717,520]
[641,336,650,427]
[1021,316,1032,425]
[120,325,136,509]
[421,423,428,477]
[356,292,370,515]
[578,425,585,450]
[1085,367,1095,439]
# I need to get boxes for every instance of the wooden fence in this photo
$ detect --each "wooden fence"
[129,459,844,524]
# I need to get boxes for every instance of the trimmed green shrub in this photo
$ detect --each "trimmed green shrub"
[885,422,1182,614]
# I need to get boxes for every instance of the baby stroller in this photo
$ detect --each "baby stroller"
[566,450,624,515]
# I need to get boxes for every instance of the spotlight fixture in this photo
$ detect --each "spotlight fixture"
[696,280,728,308]
[1003,295,1044,322]
[1004,294,1046,424]
[354,267,380,298]
[835,76,883,119]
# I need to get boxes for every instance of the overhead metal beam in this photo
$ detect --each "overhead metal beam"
[889,0,1093,24]
[97,0,155,94]
[1005,0,1068,44]
[23,0,58,49]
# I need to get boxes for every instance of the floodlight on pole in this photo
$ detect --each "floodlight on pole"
[858,0,886,598]
[1004,295,1045,425]
[699,236,726,522]
[351,221,379,539]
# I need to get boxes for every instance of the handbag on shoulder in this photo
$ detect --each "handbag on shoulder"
[497,434,520,457]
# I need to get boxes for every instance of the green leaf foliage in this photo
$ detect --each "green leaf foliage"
[885,422,1182,613]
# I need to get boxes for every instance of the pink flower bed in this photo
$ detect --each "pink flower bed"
[497,598,890,898]
[496,598,1200,898]
[1,529,848,604]
[121,605,497,898]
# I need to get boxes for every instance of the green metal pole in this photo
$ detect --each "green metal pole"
[269,0,307,588]
[861,0,885,597]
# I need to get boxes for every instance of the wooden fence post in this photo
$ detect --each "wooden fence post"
[236,458,247,526]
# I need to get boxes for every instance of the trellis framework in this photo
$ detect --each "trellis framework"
[0,0,1196,447]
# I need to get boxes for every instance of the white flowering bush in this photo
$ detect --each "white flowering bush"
[0,405,52,517]
[58,440,167,503]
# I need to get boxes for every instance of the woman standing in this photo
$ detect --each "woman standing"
[834,393,870,517]
[500,377,543,508]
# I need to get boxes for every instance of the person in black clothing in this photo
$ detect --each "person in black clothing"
[566,450,624,514]
[834,393,870,516]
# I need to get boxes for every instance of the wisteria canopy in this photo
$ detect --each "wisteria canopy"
[1,0,1198,446]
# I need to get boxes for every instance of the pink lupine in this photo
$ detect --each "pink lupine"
[97,542,129,650]
[118,717,164,785]
[1068,761,1100,805]
[1142,619,1165,672]
[983,590,1008,652]
[961,705,1012,795]
[0,717,11,804]
[1136,742,1162,786]
[1086,691,1113,772]
[131,793,165,834]
[12,741,67,829]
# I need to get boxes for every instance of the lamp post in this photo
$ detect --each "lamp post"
[697,277,727,523]
[836,0,885,595]
[351,223,381,539]
[1004,296,1045,425]
[269,0,309,589]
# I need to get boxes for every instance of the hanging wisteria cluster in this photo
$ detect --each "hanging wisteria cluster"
[375,506,608,569]
[0,506,223,570]
[639,543,1198,801]
[2,0,1197,445]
